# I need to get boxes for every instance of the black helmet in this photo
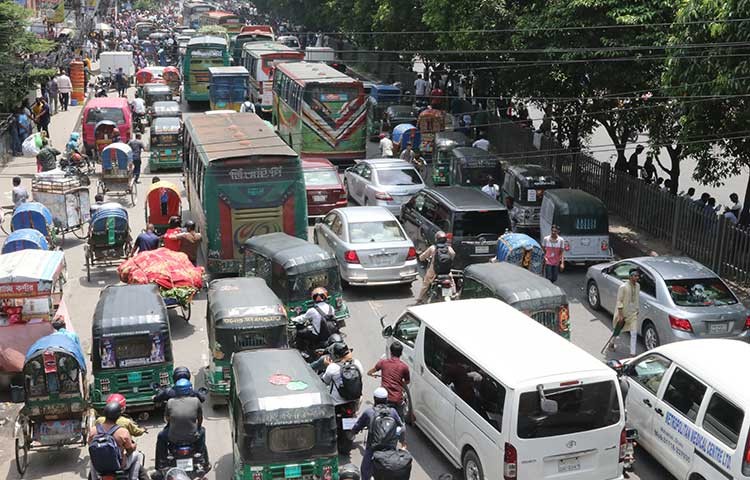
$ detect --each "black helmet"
[184,220,196,230]
[103,400,122,421]
[164,468,191,480]
[332,342,350,359]
[173,366,191,383]
[325,333,344,347]
[435,230,448,244]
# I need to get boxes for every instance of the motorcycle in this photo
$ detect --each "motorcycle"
[425,274,456,304]
[607,359,639,475]
[289,316,342,363]
[335,401,359,454]
[152,440,210,480]
[60,152,93,185]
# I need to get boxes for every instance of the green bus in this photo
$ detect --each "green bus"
[183,35,229,103]
[183,112,308,275]
[273,62,367,167]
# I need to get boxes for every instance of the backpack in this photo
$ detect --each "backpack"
[433,243,453,275]
[313,304,338,339]
[88,424,122,474]
[368,404,399,451]
[334,360,363,401]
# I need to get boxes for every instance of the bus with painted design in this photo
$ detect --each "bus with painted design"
[182,1,213,29]
[183,112,307,274]
[242,42,304,113]
[182,36,229,103]
[199,11,242,41]
[273,62,366,167]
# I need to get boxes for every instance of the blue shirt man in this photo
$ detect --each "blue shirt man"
[132,224,160,255]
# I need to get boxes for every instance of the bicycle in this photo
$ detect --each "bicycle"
[0,205,14,235]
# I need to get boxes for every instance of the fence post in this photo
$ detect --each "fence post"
[571,153,579,189]
[711,217,727,274]
[599,162,610,201]
[671,198,682,251]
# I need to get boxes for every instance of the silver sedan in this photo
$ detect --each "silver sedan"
[586,256,749,350]
[344,159,425,215]
[313,206,419,286]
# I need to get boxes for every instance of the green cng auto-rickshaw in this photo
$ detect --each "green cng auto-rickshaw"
[149,116,183,171]
[206,278,288,398]
[229,349,338,480]
[431,131,469,185]
[90,284,173,411]
[241,232,349,326]
[440,146,504,189]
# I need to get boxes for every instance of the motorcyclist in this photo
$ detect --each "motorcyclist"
[153,366,206,403]
[416,230,456,304]
[155,379,208,470]
[95,393,147,438]
[310,333,344,374]
[88,400,147,480]
[130,94,147,129]
[320,342,364,406]
[292,287,337,349]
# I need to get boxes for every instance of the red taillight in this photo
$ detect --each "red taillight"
[322,465,333,480]
[564,241,571,251]
[560,380,580,387]
[445,232,453,242]
[344,250,360,264]
[669,315,693,332]
[252,473,263,480]
[619,428,627,462]
[406,247,417,260]
[338,189,347,200]
[742,433,750,475]
[744,315,750,331]
[375,191,393,201]
[601,240,609,251]
[503,442,517,479]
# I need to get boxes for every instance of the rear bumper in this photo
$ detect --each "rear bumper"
[564,249,614,263]
[341,261,418,285]
[308,200,347,217]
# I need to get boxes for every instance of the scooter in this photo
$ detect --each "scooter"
[335,400,359,454]
[425,274,455,303]
[151,441,210,480]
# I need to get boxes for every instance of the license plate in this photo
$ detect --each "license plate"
[581,238,591,246]
[342,417,357,430]
[312,194,326,202]
[127,372,142,384]
[284,465,302,478]
[709,322,730,334]
[176,458,193,471]
[475,245,489,254]
[558,457,580,473]
[442,287,452,298]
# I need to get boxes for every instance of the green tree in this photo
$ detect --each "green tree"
[664,0,750,220]
[0,3,53,111]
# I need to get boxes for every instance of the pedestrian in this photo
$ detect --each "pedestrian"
[57,70,72,111]
[350,387,406,480]
[399,143,415,163]
[481,175,499,200]
[640,156,656,184]
[36,140,60,173]
[378,133,393,157]
[239,96,256,113]
[728,192,742,219]
[114,67,128,97]
[505,196,519,232]
[46,76,59,115]
[132,224,160,255]
[31,97,50,135]
[723,207,739,224]
[127,133,146,183]
[607,268,641,355]
[12,176,28,208]
[413,74,428,103]
[680,187,695,200]
[9,111,22,156]
[628,144,644,177]
[367,342,410,422]
[472,132,489,151]
[542,224,565,283]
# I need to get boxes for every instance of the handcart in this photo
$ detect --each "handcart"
[32,173,91,240]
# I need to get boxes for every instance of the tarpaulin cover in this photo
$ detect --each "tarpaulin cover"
[118,247,203,290]
[2,229,49,253]
[496,232,544,274]
[0,322,54,373]
[12,202,53,233]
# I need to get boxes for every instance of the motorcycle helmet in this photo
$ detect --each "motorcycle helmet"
[331,342,350,360]
[435,230,448,244]
[339,464,361,480]
[164,468,191,480]
[106,393,127,410]
[174,378,192,396]
[172,366,191,383]
[325,333,344,347]
[311,287,328,302]
[103,400,123,421]
[69,132,80,141]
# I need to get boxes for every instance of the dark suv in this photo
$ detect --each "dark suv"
[400,187,511,269]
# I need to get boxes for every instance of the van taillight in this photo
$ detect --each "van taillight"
[503,442,517,479]
[619,428,627,462]
[742,433,750,475]
[445,232,453,242]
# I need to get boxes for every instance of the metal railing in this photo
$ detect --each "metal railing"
[488,116,750,285]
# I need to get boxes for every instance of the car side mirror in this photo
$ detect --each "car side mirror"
[314,217,323,225]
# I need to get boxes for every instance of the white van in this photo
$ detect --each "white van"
[619,339,750,480]
[381,298,626,480]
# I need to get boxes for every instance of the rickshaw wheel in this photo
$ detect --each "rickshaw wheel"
[73,225,88,240]
[130,182,137,205]
[14,417,30,476]
[180,302,191,321]
[0,210,11,235]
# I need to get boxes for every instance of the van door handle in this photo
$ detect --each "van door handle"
[420,366,424,375]
[642,399,652,408]
[654,407,664,417]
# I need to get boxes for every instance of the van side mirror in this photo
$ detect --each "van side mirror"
[314,217,323,225]
[381,324,393,338]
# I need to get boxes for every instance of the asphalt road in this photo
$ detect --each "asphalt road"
[0,99,674,480]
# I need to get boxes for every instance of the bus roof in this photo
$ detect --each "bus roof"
[208,66,249,76]
[276,62,359,87]
[242,41,302,56]
[184,112,297,163]
[203,10,237,18]
[187,35,227,47]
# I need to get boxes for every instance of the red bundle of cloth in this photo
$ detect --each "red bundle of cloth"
[118,247,203,290]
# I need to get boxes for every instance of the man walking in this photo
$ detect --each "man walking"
[608,268,641,355]
[628,144,644,178]
[57,70,72,111]
[367,342,410,421]
[542,224,565,283]
[127,133,146,183]
[46,76,59,115]
[31,97,50,135]
[379,133,393,157]
[115,67,128,98]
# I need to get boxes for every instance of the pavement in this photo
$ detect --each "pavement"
[0,93,676,480]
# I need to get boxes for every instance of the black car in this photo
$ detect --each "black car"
[383,105,421,132]
[400,186,511,269]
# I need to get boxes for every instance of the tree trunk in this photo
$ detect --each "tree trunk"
[740,168,750,225]
[668,146,681,195]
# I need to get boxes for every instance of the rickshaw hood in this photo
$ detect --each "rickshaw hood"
[26,333,86,372]
[0,250,65,289]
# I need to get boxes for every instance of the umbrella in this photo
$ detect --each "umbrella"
[600,317,626,354]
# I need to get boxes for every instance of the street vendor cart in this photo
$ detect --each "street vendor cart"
[0,250,67,386]
[32,172,91,241]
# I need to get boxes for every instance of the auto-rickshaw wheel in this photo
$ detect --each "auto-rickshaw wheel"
[14,416,30,476]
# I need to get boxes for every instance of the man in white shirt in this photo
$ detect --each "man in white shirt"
[481,175,499,200]
[379,133,393,157]
[131,95,146,115]
[321,342,364,406]
[240,97,256,113]
[472,133,490,151]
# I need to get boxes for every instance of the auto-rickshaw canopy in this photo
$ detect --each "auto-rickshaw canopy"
[543,188,609,234]
[208,278,287,328]
[434,131,469,151]
[151,101,181,118]
[464,262,566,311]
[243,232,337,277]
[151,116,182,133]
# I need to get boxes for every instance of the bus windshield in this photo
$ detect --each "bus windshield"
[190,48,224,58]
[305,86,359,112]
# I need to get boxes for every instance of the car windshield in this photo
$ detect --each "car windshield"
[454,210,510,237]
[517,380,621,439]
[86,107,125,124]
[666,278,737,306]
[348,220,406,243]
[304,169,339,186]
[377,168,422,186]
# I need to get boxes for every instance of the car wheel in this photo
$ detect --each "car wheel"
[344,179,353,202]
[587,280,602,310]
[462,449,484,480]
[643,321,660,351]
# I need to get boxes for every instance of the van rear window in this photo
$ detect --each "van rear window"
[454,211,510,237]
[85,107,125,125]
[517,380,620,439]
